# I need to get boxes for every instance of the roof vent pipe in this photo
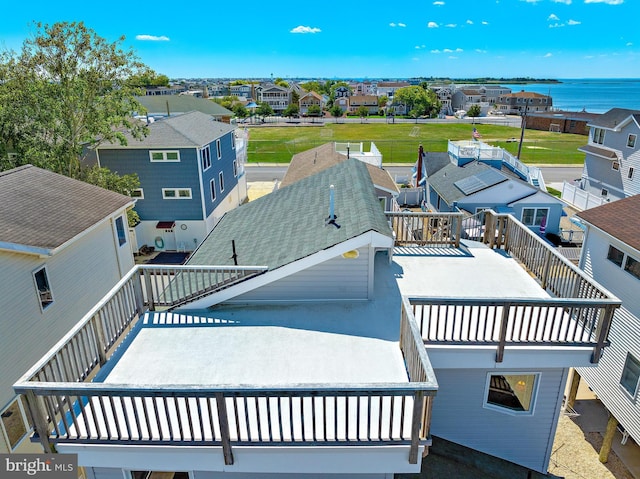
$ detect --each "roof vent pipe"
[325,185,340,228]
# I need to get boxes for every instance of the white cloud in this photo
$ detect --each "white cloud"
[428,21,439,28]
[626,42,633,46]
[415,45,427,49]
[544,53,553,57]
[466,20,474,24]
[443,48,453,53]
[431,49,441,54]
[547,14,560,20]
[389,22,397,27]
[585,0,623,4]
[521,0,541,3]
[475,49,487,53]
[398,22,406,27]
[567,19,581,25]
[549,22,565,28]
[456,48,464,52]
[552,0,571,3]
[390,22,406,27]
[433,1,445,4]
[136,35,170,41]
[481,21,489,25]
[290,26,321,34]
[445,24,457,28]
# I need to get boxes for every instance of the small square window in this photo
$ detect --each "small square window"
[601,188,608,197]
[607,245,624,267]
[485,373,538,414]
[33,266,53,310]
[624,255,640,280]
[620,353,640,396]
[612,161,620,171]
[131,189,144,199]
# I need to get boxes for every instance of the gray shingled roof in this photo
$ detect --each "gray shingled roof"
[281,143,399,194]
[576,195,640,253]
[187,159,392,270]
[427,162,505,206]
[0,165,133,254]
[135,95,233,118]
[102,111,235,149]
[587,108,640,129]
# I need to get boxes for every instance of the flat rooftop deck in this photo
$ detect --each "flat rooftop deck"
[102,240,546,386]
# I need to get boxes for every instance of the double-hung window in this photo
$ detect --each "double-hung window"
[219,172,225,192]
[521,207,548,226]
[592,128,606,145]
[216,139,222,159]
[210,179,216,201]
[201,146,211,171]
[627,134,637,148]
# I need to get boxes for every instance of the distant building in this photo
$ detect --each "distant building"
[496,90,553,115]
[525,110,599,135]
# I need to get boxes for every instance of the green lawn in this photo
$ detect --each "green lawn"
[246,123,586,165]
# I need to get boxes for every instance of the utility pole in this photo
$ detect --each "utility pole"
[516,96,530,159]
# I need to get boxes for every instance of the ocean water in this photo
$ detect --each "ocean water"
[501,79,640,114]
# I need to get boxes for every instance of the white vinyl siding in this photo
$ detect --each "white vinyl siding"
[577,229,640,445]
[430,368,566,473]
[621,353,640,397]
[0,220,125,410]
[236,248,370,301]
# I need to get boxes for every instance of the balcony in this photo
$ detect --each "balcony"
[14,266,437,466]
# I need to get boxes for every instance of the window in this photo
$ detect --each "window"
[1,396,31,451]
[219,172,225,192]
[485,373,538,414]
[233,160,238,177]
[33,266,53,310]
[607,245,625,267]
[115,216,127,246]
[620,353,640,396]
[149,150,180,162]
[593,128,606,145]
[629,167,634,180]
[521,207,548,226]
[216,139,222,159]
[612,161,620,171]
[131,188,144,199]
[210,179,216,201]
[201,146,211,171]
[162,188,192,199]
[601,188,608,197]
[627,134,637,148]
[624,255,640,280]
[231,135,236,150]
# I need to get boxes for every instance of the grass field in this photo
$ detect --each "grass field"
[246,123,587,165]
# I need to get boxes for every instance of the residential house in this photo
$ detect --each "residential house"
[229,84,252,99]
[0,165,134,454]
[574,194,640,449]
[422,140,561,235]
[14,159,619,478]
[451,89,487,115]
[333,85,350,98]
[563,108,640,208]
[348,95,379,115]
[144,85,187,96]
[280,142,399,209]
[135,95,234,123]
[375,81,410,100]
[333,96,349,114]
[495,90,553,115]
[298,91,325,116]
[92,111,246,253]
[430,85,454,116]
[258,84,291,113]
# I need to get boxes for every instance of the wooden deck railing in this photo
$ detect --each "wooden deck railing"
[14,269,437,465]
[385,211,462,248]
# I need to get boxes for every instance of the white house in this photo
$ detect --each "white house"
[14,160,619,478]
[0,165,135,454]
[574,194,640,449]
[563,108,640,210]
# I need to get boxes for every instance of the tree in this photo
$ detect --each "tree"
[467,104,482,118]
[283,104,299,118]
[394,86,441,118]
[128,69,170,88]
[233,104,248,119]
[256,102,274,119]
[378,95,389,109]
[307,104,322,117]
[0,21,148,178]
[212,95,239,110]
[330,104,344,123]
[356,106,369,123]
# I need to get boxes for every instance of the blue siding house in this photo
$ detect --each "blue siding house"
[95,111,247,252]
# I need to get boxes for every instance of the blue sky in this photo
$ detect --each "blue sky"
[2,0,638,79]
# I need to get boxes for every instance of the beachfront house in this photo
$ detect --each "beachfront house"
[0,165,135,454]
[573,194,640,451]
[14,158,619,478]
[91,111,246,253]
[562,108,640,209]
